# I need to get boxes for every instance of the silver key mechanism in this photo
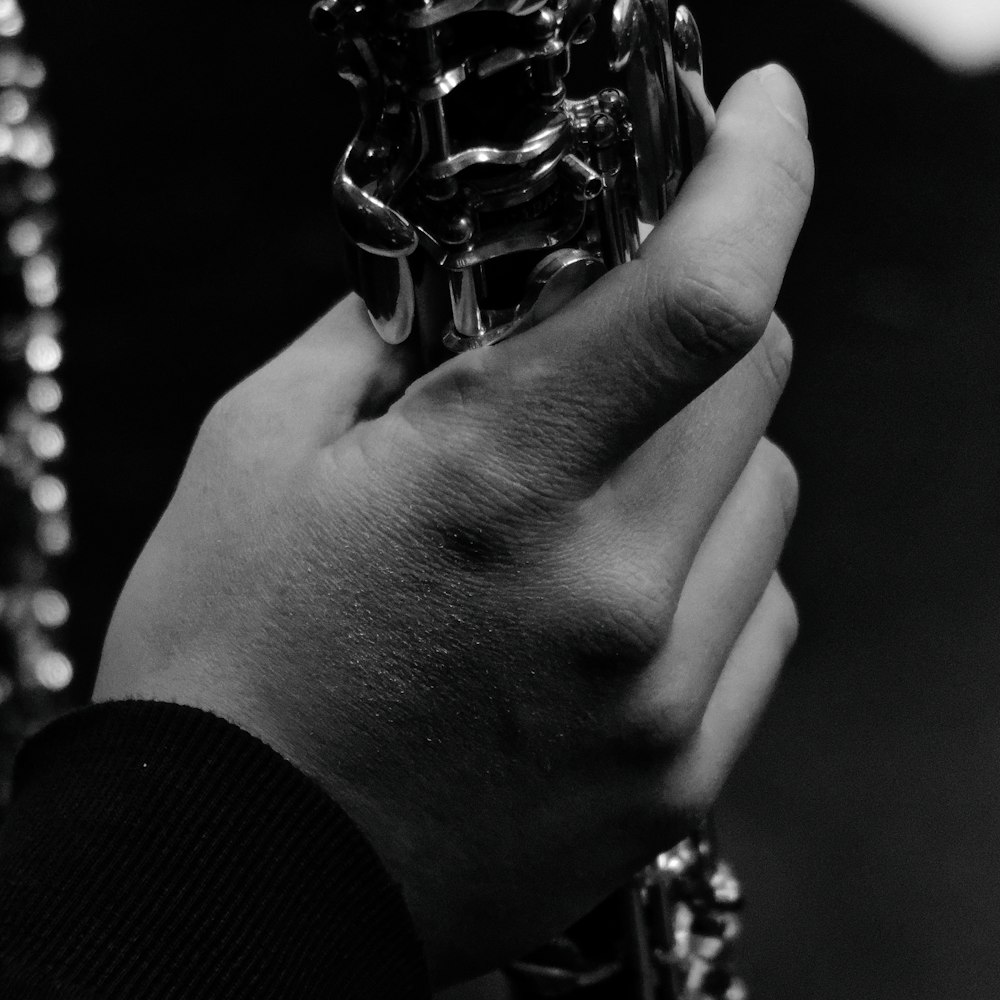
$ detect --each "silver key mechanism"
[312,0,714,361]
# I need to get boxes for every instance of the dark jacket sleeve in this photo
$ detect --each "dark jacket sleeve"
[0,700,430,1000]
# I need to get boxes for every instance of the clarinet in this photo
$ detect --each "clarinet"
[312,0,746,995]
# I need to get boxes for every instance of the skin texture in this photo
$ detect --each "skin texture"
[95,65,814,985]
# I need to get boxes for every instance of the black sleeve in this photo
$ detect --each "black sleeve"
[0,700,431,1000]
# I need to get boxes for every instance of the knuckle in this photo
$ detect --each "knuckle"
[366,401,438,465]
[567,558,671,672]
[664,263,767,361]
[401,348,495,427]
[390,364,508,484]
[388,372,581,523]
[610,684,706,770]
[373,398,486,498]
[357,410,479,522]
[378,357,497,480]
[754,438,800,532]
[604,604,665,670]
[649,690,705,748]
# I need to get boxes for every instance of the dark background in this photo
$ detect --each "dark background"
[20,0,1000,996]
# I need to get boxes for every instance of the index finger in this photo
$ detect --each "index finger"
[399,65,814,490]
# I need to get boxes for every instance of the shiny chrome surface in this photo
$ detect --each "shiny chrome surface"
[443,247,606,349]
[399,0,552,30]
[627,0,683,221]
[673,5,714,164]
[609,0,641,72]
[358,252,417,344]
[425,111,570,179]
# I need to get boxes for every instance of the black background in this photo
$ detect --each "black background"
[20,0,1000,996]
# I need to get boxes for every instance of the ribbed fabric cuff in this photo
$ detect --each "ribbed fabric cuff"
[0,700,430,1000]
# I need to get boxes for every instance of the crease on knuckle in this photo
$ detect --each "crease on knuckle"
[372,355,496,474]
[663,264,766,362]
[355,400,439,473]
[405,348,495,420]
[569,560,671,673]
[385,378,516,493]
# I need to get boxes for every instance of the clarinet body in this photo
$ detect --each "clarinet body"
[313,0,745,995]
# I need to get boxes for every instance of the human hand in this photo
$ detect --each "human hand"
[94,64,813,984]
